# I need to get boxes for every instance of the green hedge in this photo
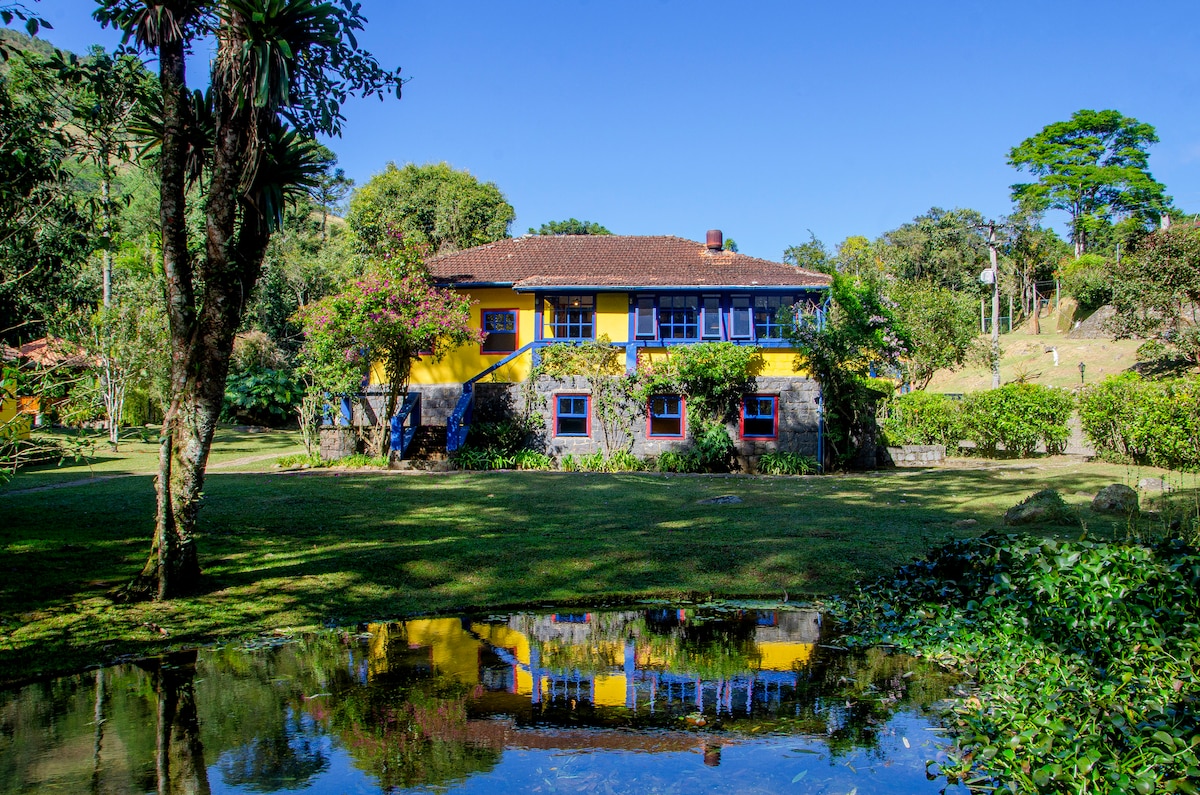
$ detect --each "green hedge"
[1079,373,1200,470]
[879,390,962,446]
[882,384,1074,457]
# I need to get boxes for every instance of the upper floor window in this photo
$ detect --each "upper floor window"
[702,295,722,338]
[545,295,595,339]
[754,295,796,339]
[658,296,699,340]
[482,309,518,354]
[730,295,752,339]
[635,297,656,338]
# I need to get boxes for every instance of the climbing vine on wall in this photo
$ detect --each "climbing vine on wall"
[531,336,634,452]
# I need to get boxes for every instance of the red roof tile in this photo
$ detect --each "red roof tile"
[426,235,831,290]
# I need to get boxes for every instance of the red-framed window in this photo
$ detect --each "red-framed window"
[740,394,778,439]
[482,309,518,354]
[555,394,591,437]
[647,394,685,438]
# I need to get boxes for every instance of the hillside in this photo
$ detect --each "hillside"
[924,331,1144,393]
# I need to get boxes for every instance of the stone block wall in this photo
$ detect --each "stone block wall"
[441,375,822,460]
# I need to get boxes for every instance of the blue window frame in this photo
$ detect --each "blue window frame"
[635,297,656,338]
[702,295,722,338]
[648,394,684,438]
[754,295,795,339]
[730,295,753,338]
[658,296,699,340]
[555,394,590,437]
[740,395,778,439]
[482,309,518,353]
[545,295,595,339]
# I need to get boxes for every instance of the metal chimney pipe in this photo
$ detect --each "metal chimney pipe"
[706,230,723,251]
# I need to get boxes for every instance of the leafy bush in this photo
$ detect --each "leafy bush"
[605,449,644,472]
[329,453,390,468]
[757,451,819,475]
[511,449,553,470]
[463,420,528,455]
[222,366,302,426]
[635,343,761,422]
[655,450,701,473]
[693,421,735,472]
[576,450,608,472]
[275,452,322,468]
[879,391,963,446]
[1078,373,1200,470]
[451,447,511,470]
[566,449,645,472]
[1058,253,1113,311]
[838,534,1200,794]
[960,383,1074,456]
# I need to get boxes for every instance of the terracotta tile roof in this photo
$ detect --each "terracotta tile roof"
[426,235,831,290]
[2,337,92,368]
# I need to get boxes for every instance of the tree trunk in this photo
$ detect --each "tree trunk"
[130,9,269,599]
[148,652,211,795]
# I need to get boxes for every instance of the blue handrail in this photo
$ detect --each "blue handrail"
[446,383,474,452]
[389,392,421,458]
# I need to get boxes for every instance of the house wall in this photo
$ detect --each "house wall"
[0,388,29,441]
[400,287,814,393]
[473,375,820,462]
[405,288,537,386]
[637,347,806,378]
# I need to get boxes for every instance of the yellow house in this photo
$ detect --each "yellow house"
[1,349,29,441]
[379,230,831,461]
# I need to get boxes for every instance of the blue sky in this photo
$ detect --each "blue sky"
[32,0,1200,261]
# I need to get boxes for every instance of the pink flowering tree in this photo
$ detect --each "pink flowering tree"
[298,242,481,457]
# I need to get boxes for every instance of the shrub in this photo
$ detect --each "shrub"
[463,420,528,455]
[576,450,608,472]
[838,534,1200,794]
[757,451,819,475]
[879,391,963,446]
[511,449,553,470]
[960,383,1074,456]
[656,450,701,473]
[451,447,511,470]
[222,366,302,426]
[1078,373,1200,470]
[692,421,735,472]
[605,449,644,472]
[1058,253,1113,311]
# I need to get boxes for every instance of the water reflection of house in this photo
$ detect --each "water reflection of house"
[365,608,822,719]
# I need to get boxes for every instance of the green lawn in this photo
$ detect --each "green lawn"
[0,429,1193,684]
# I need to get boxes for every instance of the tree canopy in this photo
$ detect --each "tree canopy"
[528,218,611,236]
[876,207,988,291]
[1009,109,1168,257]
[1108,225,1200,369]
[347,162,513,256]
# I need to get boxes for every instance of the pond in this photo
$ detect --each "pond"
[0,604,967,794]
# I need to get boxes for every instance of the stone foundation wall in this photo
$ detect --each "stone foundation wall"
[446,375,822,460]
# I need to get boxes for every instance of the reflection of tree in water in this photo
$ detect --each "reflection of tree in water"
[140,651,211,795]
[216,709,329,791]
[329,678,500,791]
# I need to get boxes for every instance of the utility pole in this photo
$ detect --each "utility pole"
[987,223,1001,389]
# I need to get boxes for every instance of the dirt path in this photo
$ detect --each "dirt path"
[0,453,286,497]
